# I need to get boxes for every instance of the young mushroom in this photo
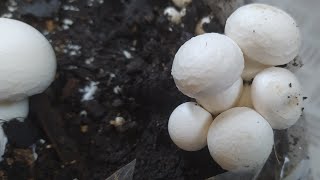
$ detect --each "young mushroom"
[252,67,303,129]
[207,107,274,172]
[197,78,243,114]
[195,16,211,35]
[0,18,56,120]
[171,33,244,99]
[168,102,213,151]
[225,3,301,66]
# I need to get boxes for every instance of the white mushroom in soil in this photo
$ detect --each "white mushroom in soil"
[0,99,29,121]
[164,7,186,24]
[241,56,271,82]
[207,107,274,172]
[252,67,303,129]
[195,16,211,35]
[168,102,213,151]
[172,0,192,9]
[171,33,244,99]
[225,3,301,66]
[236,83,253,108]
[197,78,243,114]
[0,18,56,121]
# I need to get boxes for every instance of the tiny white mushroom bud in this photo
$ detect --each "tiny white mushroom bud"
[195,16,211,35]
[172,0,192,9]
[0,99,29,121]
[241,56,271,82]
[252,67,303,129]
[168,102,213,151]
[197,78,243,114]
[0,18,57,101]
[164,7,184,24]
[172,33,244,98]
[225,4,301,65]
[207,107,274,172]
[236,83,253,108]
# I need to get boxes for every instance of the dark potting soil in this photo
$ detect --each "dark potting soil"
[0,0,287,180]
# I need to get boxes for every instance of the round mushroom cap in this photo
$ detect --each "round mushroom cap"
[225,4,301,66]
[168,102,213,151]
[241,55,271,81]
[207,107,274,172]
[0,99,29,121]
[172,33,244,98]
[252,67,303,129]
[197,78,243,115]
[0,18,57,101]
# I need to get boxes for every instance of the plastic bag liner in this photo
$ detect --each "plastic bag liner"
[204,0,320,179]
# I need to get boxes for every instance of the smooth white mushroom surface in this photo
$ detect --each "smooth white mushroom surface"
[225,3,301,65]
[172,33,244,98]
[168,102,213,151]
[172,0,192,8]
[0,18,57,102]
[197,78,243,114]
[0,126,7,161]
[0,99,29,121]
[252,67,303,129]
[241,56,271,81]
[207,107,274,172]
[236,83,253,108]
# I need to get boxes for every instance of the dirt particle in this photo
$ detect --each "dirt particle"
[289,83,292,88]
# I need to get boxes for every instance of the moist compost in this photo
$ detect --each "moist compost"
[0,0,287,180]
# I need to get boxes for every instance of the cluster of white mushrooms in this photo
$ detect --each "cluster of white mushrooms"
[0,18,57,159]
[168,4,304,172]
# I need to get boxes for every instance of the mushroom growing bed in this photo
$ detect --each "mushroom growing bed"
[0,0,317,180]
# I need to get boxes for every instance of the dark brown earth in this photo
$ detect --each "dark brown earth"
[0,0,287,180]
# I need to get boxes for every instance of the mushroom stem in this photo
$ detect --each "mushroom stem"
[0,99,29,122]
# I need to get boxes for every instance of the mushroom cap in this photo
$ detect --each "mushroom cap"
[225,3,301,65]
[241,55,271,81]
[172,33,244,98]
[0,99,29,121]
[195,16,211,35]
[168,102,213,151]
[252,67,303,129]
[0,18,57,101]
[207,107,274,172]
[172,0,192,8]
[197,78,243,114]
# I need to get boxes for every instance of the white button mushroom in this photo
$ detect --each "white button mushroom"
[0,99,29,121]
[172,0,192,9]
[236,83,253,108]
[241,56,271,82]
[168,102,213,151]
[197,78,243,114]
[207,107,274,172]
[225,4,301,65]
[0,18,57,102]
[164,7,186,24]
[252,67,303,129]
[195,16,211,35]
[171,33,244,98]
